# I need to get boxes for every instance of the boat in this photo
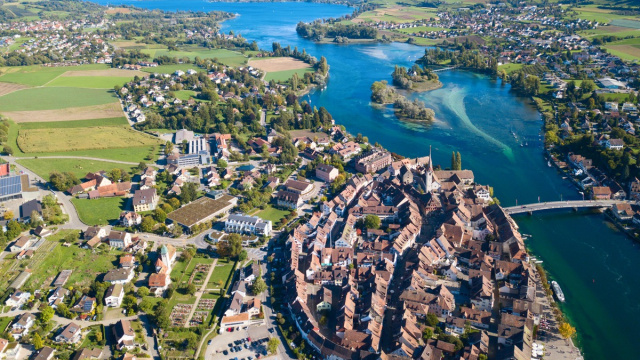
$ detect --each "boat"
[551,281,565,302]
[548,161,552,167]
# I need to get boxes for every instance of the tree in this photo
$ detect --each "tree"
[140,216,155,233]
[217,159,228,169]
[180,182,198,204]
[3,210,13,220]
[137,286,149,297]
[186,283,197,295]
[109,168,122,182]
[451,151,456,170]
[32,333,43,350]
[267,337,280,354]
[122,295,137,314]
[422,327,433,341]
[426,313,439,327]
[154,208,167,223]
[252,276,267,295]
[2,145,12,155]
[559,322,576,339]
[455,151,462,170]
[363,214,380,229]
[238,249,248,261]
[39,306,54,324]
[228,233,243,258]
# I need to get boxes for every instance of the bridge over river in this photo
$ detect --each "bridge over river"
[503,199,627,215]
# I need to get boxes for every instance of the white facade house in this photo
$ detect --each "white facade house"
[104,284,124,307]
[225,214,272,237]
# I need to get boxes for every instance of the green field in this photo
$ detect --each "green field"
[394,26,447,34]
[265,68,315,82]
[45,76,135,89]
[499,63,524,74]
[207,259,235,289]
[140,64,201,74]
[18,117,128,129]
[257,205,290,223]
[17,158,137,180]
[24,230,122,289]
[0,64,107,86]
[174,90,197,101]
[17,126,161,153]
[141,48,250,67]
[0,87,117,111]
[71,197,127,225]
[0,317,13,333]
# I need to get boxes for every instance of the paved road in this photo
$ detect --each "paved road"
[14,156,139,166]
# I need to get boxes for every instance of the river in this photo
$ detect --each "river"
[94,1,640,359]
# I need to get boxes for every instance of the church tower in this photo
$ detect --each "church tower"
[425,146,440,193]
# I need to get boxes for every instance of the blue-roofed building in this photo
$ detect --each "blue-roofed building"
[0,174,25,202]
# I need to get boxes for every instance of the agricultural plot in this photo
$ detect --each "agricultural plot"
[45,76,136,89]
[16,126,161,153]
[141,47,250,67]
[354,5,439,23]
[0,87,117,111]
[248,57,311,73]
[17,158,137,180]
[18,117,128,129]
[393,26,447,34]
[0,64,106,86]
[2,103,125,123]
[603,38,640,62]
[0,82,28,97]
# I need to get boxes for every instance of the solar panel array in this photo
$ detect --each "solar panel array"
[0,175,21,197]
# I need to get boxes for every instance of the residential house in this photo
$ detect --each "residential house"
[113,320,135,350]
[612,203,634,221]
[32,347,55,360]
[225,214,272,236]
[120,211,142,227]
[132,188,158,212]
[104,268,135,285]
[105,283,124,307]
[71,295,96,314]
[10,313,34,339]
[316,164,339,183]
[108,231,132,249]
[48,287,69,308]
[55,322,82,344]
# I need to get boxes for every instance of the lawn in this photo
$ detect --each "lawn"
[24,230,122,289]
[0,87,117,111]
[0,64,107,86]
[18,158,137,179]
[45,76,134,89]
[18,117,128,129]
[499,63,524,74]
[265,68,315,82]
[17,126,161,153]
[71,197,127,226]
[257,205,290,223]
[0,317,12,333]
[207,259,235,289]
[394,26,447,34]
[174,90,197,101]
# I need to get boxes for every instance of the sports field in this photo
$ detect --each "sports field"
[0,87,117,111]
[17,126,161,153]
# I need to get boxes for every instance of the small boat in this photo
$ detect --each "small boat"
[548,161,552,167]
[520,143,524,147]
[535,260,544,264]
[551,281,565,302]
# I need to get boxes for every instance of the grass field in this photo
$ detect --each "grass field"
[71,197,127,225]
[174,90,197,101]
[602,37,640,62]
[17,158,138,179]
[2,103,125,123]
[499,63,524,74]
[207,259,235,289]
[17,126,161,153]
[0,87,117,111]
[0,64,107,86]
[18,117,128,129]
[24,230,123,289]
[257,205,290,223]
[264,68,315,82]
[141,48,250,67]
[44,76,135,89]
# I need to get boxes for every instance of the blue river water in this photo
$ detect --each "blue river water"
[94,1,640,359]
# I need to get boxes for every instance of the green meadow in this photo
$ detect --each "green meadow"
[0,64,107,86]
[0,87,117,111]
[72,197,127,225]
[45,76,135,89]
[17,158,138,180]
[265,68,315,82]
[18,117,129,129]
